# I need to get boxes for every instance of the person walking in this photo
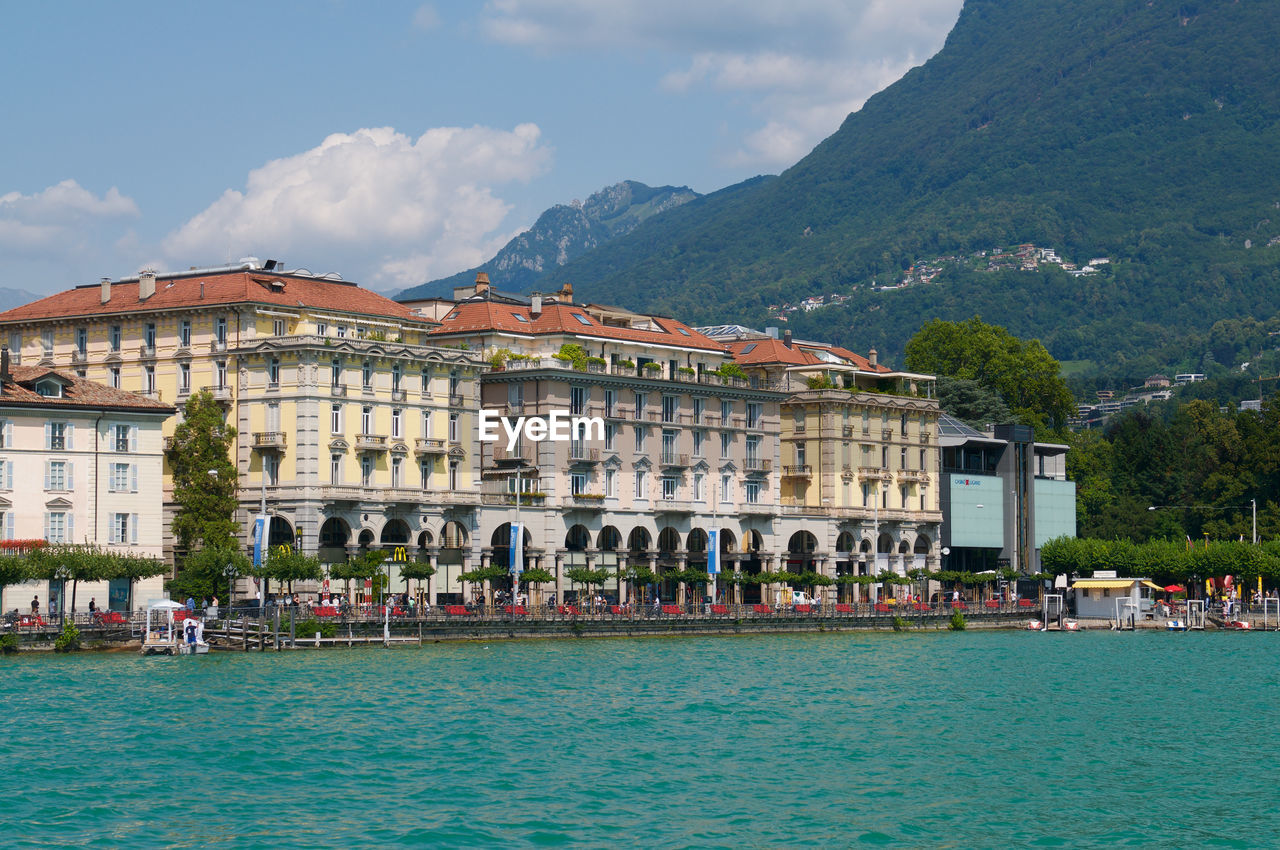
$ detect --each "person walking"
[31,596,39,616]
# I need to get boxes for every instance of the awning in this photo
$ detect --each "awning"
[1141,581,1164,591]
[1072,579,1139,589]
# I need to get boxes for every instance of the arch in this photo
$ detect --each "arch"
[441,520,468,549]
[357,528,375,551]
[718,528,737,555]
[877,532,894,553]
[787,530,817,554]
[743,529,763,554]
[686,528,708,553]
[627,527,651,552]
[417,529,434,549]
[268,516,294,548]
[565,524,591,551]
[492,522,534,569]
[597,526,622,551]
[380,519,411,545]
[836,531,856,553]
[859,538,873,554]
[657,527,681,556]
[913,534,931,554]
[319,517,350,548]
[897,539,911,554]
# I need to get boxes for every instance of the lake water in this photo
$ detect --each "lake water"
[3,630,1277,848]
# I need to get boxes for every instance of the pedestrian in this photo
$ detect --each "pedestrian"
[31,596,39,615]
[88,598,97,614]
[185,595,195,612]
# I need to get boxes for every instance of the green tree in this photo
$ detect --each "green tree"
[255,548,322,597]
[169,390,239,552]
[0,554,29,604]
[169,545,251,607]
[329,551,387,602]
[904,317,1075,434]
[936,376,1013,428]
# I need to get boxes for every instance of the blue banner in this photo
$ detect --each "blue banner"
[252,514,267,567]
[708,529,719,574]
[510,522,523,575]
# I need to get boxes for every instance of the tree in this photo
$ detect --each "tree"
[936,377,1013,428]
[398,560,437,597]
[904,317,1075,434]
[329,551,386,602]
[565,567,611,595]
[169,390,239,552]
[170,545,251,607]
[516,567,555,604]
[255,548,322,597]
[0,554,29,604]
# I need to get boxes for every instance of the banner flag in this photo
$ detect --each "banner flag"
[510,522,523,575]
[708,529,720,574]
[252,514,267,567]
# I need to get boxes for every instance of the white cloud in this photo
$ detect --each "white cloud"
[0,178,140,274]
[163,124,552,288]
[412,4,441,32]
[480,0,962,168]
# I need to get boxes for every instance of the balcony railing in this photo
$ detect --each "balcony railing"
[842,425,855,438]
[331,383,348,397]
[659,452,690,467]
[571,493,606,509]
[744,458,771,472]
[782,464,812,477]
[252,431,287,450]
[493,444,534,462]
[481,492,547,506]
[355,434,389,451]
[211,386,232,402]
[897,469,930,483]
[858,466,890,480]
[391,388,407,402]
[449,394,466,407]
[569,447,601,463]
[655,499,693,512]
[740,502,778,516]
[415,438,447,454]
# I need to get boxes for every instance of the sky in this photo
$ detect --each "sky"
[0,0,962,298]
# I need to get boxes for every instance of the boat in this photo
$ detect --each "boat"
[141,600,209,656]
[1225,619,1253,631]
[1062,619,1080,631]
[1025,619,1043,630]
[1166,619,1187,631]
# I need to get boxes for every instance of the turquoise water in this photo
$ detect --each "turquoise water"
[3,631,1278,848]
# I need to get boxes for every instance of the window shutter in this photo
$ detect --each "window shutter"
[5,460,11,490]
[43,512,50,542]
[131,464,138,492]
[44,461,50,490]
[67,513,74,543]
[130,514,139,545]
[2,422,10,447]
[108,516,118,545]
[44,422,51,450]
[130,426,138,453]
[66,423,74,450]
[4,511,13,539]
[67,462,74,491]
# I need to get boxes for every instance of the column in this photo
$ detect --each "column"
[554,553,564,607]
[427,547,440,606]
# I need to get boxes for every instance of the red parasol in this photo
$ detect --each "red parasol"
[1164,584,1185,593]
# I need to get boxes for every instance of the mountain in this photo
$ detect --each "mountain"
[396,181,699,301]
[535,0,1280,384]
[0,287,41,312]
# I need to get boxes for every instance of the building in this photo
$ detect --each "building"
[1070,573,1158,619]
[938,417,1076,574]
[0,356,172,614]
[422,278,786,606]
[703,327,943,601]
[0,260,487,586]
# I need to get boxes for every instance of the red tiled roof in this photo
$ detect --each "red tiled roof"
[429,301,725,351]
[803,345,889,374]
[726,337,822,366]
[0,366,173,413]
[0,271,420,323]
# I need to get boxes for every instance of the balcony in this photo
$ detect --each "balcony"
[415,437,447,454]
[493,444,534,463]
[162,436,176,452]
[897,469,930,483]
[252,431,287,450]
[138,344,156,359]
[210,340,227,353]
[449,394,466,408]
[504,402,526,416]
[569,447,601,464]
[744,458,771,473]
[858,466,890,480]
[320,485,364,502]
[391,388,407,403]
[383,488,424,505]
[740,502,778,516]
[842,425,855,438]
[782,465,812,478]
[211,386,232,402]
[571,493,606,510]
[604,405,630,420]
[71,350,88,365]
[659,452,690,467]
[355,434,389,452]
[882,429,895,441]
[330,383,348,397]
[655,499,693,513]
[481,492,546,507]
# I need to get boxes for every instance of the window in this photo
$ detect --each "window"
[571,472,586,496]
[721,400,732,422]
[109,325,121,352]
[720,431,731,458]
[693,398,704,423]
[900,447,908,470]
[881,446,889,468]
[337,325,347,338]
[265,402,280,433]
[273,319,285,336]
[862,483,871,507]
[215,361,227,389]
[661,430,676,461]
[635,470,647,499]
[46,460,69,490]
[144,365,155,395]
[392,364,402,392]
[421,409,431,438]
[264,454,279,486]
[47,512,69,544]
[76,328,87,355]
[0,421,8,450]
[110,462,135,493]
[604,423,616,451]
[795,442,806,468]
[693,430,704,457]
[179,363,191,393]
[747,435,761,466]
[330,454,342,485]
[361,406,373,434]
[144,323,156,351]
[420,459,432,489]
[605,468,617,498]
[180,320,191,348]
[662,395,677,423]
[113,424,133,452]
[391,456,403,488]
[421,368,431,394]
[331,358,342,387]
[920,448,927,470]
[315,321,328,336]
[661,477,677,500]
[47,422,69,451]
[361,455,374,486]
[448,460,459,490]
[449,413,459,443]
[110,512,138,545]
[268,359,280,386]
[746,481,761,504]
[694,473,705,502]
[449,371,460,398]
[507,383,524,408]
[604,389,616,417]
[901,411,909,432]
[41,329,54,356]
[571,313,592,326]
[721,474,732,503]
[747,403,762,430]
[215,317,227,346]
[634,426,645,453]
[362,361,373,390]
[388,408,402,439]
[330,404,342,434]
[634,391,646,417]
[570,386,586,416]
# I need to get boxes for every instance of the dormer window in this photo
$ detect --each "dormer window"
[35,379,64,398]
[513,313,529,323]
[571,313,591,326]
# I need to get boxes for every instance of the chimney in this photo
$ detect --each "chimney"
[530,294,542,318]
[0,345,9,386]
[559,281,573,304]
[868,348,878,367]
[783,329,792,349]
[100,277,112,304]
[139,269,157,300]
[475,272,491,298]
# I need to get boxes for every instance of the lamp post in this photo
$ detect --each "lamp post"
[223,562,238,624]
[872,480,889,601]
[55,564,70,624]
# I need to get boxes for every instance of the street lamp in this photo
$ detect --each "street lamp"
[55,564,71,624]
[223,562,238,623]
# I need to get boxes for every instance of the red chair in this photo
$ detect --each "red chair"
[985,600,1000,609]
[835,603,853,613]
[1018,598,1035,608]
[558,605,580,616]
[752,604,772,614]
[661,605,682,615]
[794,604,812,613]
[874,603,890,613]
[446,605,470,616]
[711,604,730,615]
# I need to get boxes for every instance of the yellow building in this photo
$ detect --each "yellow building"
[0,261,486,577]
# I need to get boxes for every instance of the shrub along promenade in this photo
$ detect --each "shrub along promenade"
[2,600,1041,651]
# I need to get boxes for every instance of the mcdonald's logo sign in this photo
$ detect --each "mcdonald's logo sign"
[390,546,409,563]
[276,544,292,557]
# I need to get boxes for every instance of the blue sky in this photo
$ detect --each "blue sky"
[0,1,961,296]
